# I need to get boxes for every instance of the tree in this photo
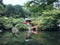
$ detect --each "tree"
[24,0,58,16]
[14,5,25,18]
[5,4,15,17]
[0,4,5,16]
[24,0,47,17]
[47,0,58,5]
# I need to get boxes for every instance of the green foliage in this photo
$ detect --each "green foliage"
[3,4,25,18]
[0,17,27,31]
[31,10,60,31]
[46,4,53,10]
[0,4,5,14]
[0,17,13,29]
[24,0,56,17]
[47,0,58,5]
[0,9,60,31]
[14,5,25,18]
[5,4,15,16]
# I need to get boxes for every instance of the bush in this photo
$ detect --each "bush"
[0,17,27,31]
[31,10,60,31]
[0,10,60,31]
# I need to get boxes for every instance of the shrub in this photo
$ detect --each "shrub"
[0,17,27,31]
[31,10,60,31]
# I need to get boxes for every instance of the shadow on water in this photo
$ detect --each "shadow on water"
[0,31,43,45]
[0,40,43,45]
[23,40,43,45]
[0,31,60,45]
[40,31,60,45]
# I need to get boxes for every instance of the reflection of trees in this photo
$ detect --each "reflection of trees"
[0,0,3,4]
